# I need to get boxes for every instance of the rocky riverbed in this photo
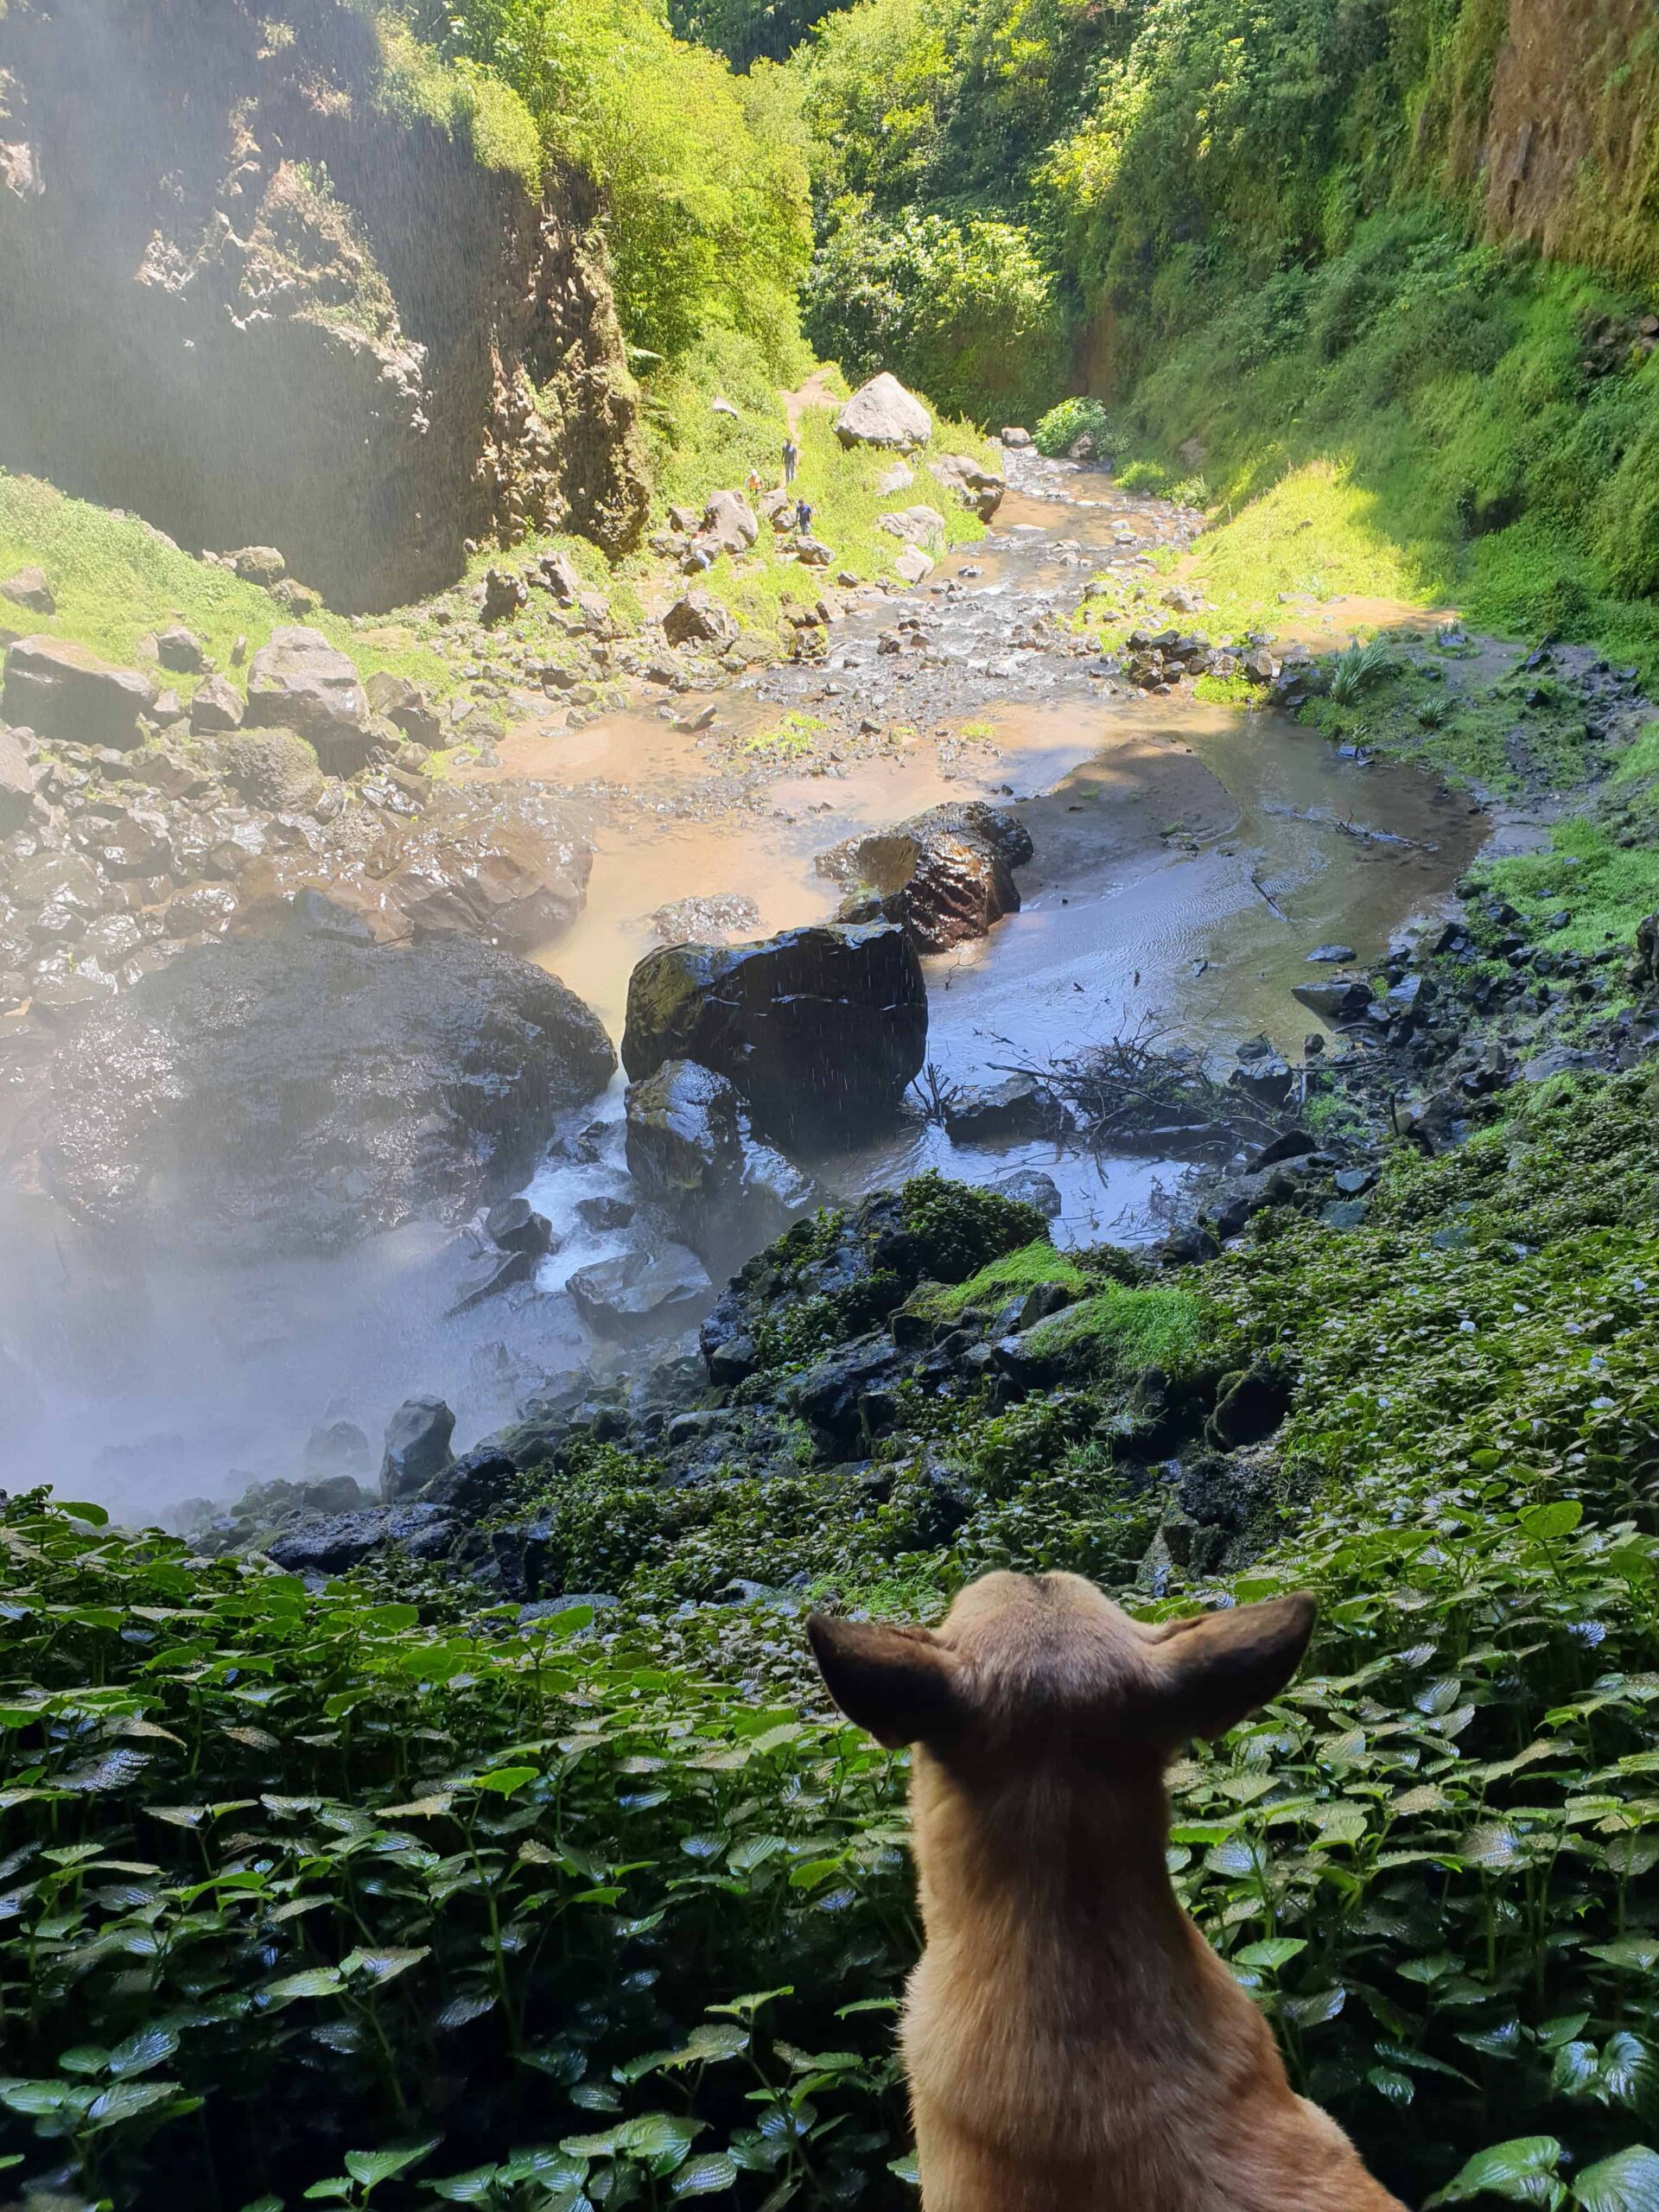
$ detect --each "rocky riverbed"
[3,432,1653,1529]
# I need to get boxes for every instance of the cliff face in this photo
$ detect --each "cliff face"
[1478,0,1659,287]
[0,0,650,613]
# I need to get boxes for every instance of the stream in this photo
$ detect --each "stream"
[3,458,1486,1517]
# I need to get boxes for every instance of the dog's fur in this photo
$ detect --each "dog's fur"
[807,1571,1405,2212]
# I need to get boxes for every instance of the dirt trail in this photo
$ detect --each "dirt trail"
[782,369,841,434]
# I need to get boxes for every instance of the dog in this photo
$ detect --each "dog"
[807,1571,1405,2211]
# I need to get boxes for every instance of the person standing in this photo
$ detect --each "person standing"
[782,435,800,486]
[795,496,814,538]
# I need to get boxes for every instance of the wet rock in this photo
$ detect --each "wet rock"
[381,1396,456,1500]
[1229,1052,1294,1109]
[189,675,245,734]
[787,1332,902,1442]
[988,1166,1063,1218]
[1249,1128,1319,1170]
[568,1243,715,1340]
[0,724,39,833]
[663,591,741,654]
[625,1058,817,1269]
[244,626,373,775]
[622,920,927,1139]
[836,372,933,452]
[232,547,286,587]
[303,1421,372,1479]
[575,1192,634,1232]
[155,626,205,674]
[378,782,592,949]
[46,925,616,1249]
[448,1247,537,1313]
[267,1501,456,1573]
[929,453,1005,521]
[820,800,1031,952]
[217,728,326,811]
[294,1473,365,1516]
[423,1445,518,1518]
[1305,944,1355,963]
[2,567,55,615]
[1293,975,1375,1024]
[649,893,760,944]
[3,634,156,747]
[1522,1045,1600,1083]
[486,1197,555,1256]
[365,671,442,749]
[943,1072,1066,1142]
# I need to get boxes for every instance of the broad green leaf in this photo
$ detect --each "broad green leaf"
[261,1967,344,2007]
[474,1766,538,1797]
[344,2140,441,2189]
[108,2026,180,2078]
[1575,2148,1659,2212]
[1427,2136,1563,2205]
[1518,1502,1583,1543]
[340,1947,429,1986]
[672,2153,740,2196]
[1235,1938,1306,1971]
[86,2079,185,2130]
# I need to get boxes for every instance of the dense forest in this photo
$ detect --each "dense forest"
[5,0,1659,2208]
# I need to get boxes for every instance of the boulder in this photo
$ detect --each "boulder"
[481,567,530,626]
[796,537,833,568]
[877,461,915,495]
[155,625,205,673]
[1229,1054,1294,1110]
[989,1166,1063,1219]
[786,1332,902,1442]
[699,490,759,554]
[1292,975,1375,1025]
[820,800,1032,952]
[567,1243,715,1340]
[365,671,442,749]
[622,921,927,1139]
[663,591,741,654]
[375,782,592,950]
[835,372,933,452]
[45,922,617,1250]
[381,1396,456,1499]
[486,1196,556,1256]
[303,1421,372,1478]
[531,550,583,606]
[1,566,55,614]
[231,546,287,587]
[625,1058,818,1268]
[217,728,325,811]
[0,723,38,833]
[189,674,245,733]
[3,634,156,747]
[1305,943,1356,963]
[893,548,933,585]
[879,505,947,548]
[943,1073,1065,1142]
[928,453,1006,521]
[267,1501,457,1573]
[244,626,374,774]
[1206,1361,1293,1450]
[576,1192,634,1232]
[1000,426,1033,448]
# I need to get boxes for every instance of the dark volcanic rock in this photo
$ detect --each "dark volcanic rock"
[378,783,592,950]
[567,1243,715,1340]
[267,1502,457,1573]
[244,626,376,774]
[1206,1360,1294,1449]
[622,922,926,1138]
[624,1058,818,1267]
[943,1072,1065,1142]
[988,1167,1063,1218]
[381,1395,455,1500]
[662,591,740,653]
[486,1197,555,1256]
[821,801,1032,952]
[45,925,617,1249]
[217,728,326,810]
[3,634,156,747]
[1293,975,1375,1025]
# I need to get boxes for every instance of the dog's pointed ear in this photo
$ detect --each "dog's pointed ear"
[1145,1593,1315,1741]
[806,1616,963,1749]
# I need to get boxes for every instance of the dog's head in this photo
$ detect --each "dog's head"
[806,1571,1314,1764]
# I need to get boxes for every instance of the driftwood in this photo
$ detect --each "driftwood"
[984,1012,1285,1160]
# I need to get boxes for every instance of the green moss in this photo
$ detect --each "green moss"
[0,469,454,702]
[1021,1282,1211,1380]
[912,1239,1088,1320]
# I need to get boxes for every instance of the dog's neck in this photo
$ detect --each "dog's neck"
[910,1748,1210,2031]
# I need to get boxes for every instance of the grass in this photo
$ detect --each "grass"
[912,1238,1090,1320]
[1020,1281,1211,1380]
[1481,816,1659,958]
[0,471,454,703]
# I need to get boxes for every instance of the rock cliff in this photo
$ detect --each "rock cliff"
[0,0,650,611]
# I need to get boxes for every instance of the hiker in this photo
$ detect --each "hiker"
[746,467,766,496]
[795,496,814,537]
[782,435,799,486]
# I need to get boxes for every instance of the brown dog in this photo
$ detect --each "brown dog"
[807,1571,1405,2211]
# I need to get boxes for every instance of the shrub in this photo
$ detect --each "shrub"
[899,1169,1050,1281]
[1033,396,1128,459]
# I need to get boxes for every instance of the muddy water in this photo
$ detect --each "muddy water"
[17,461,1484,1516]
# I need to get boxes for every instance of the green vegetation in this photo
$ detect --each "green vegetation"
[908,1236,1087,1320]
[0,471,452,702]
[11,1080,1659,2203]
[1020,1280,1211,1381]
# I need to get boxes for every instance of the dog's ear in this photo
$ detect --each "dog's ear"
[1144,1593,1315,1741]
[806,1616,963,1749]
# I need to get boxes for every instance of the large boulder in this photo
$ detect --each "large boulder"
[625,1058,819,1270]
[266,1502,457,1573]
[375,783,593,949]
[835,372,932,452]
[365,671,442,749]
[2,634,156,747]
[878,505,947,548]
[45,918,617,1250]
[662,591,741,654]
[0,724,38,834]
[216,728,326,812]
[567,1243,715,1341]
[929,453,1005,521]
[819,801,1032,952]
[381,1396,455,1501]
[244,626,376,774]
[699,490,760,555]
[622,922,927,1138]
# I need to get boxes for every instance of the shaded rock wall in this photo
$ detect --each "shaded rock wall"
[0,0,650,611]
